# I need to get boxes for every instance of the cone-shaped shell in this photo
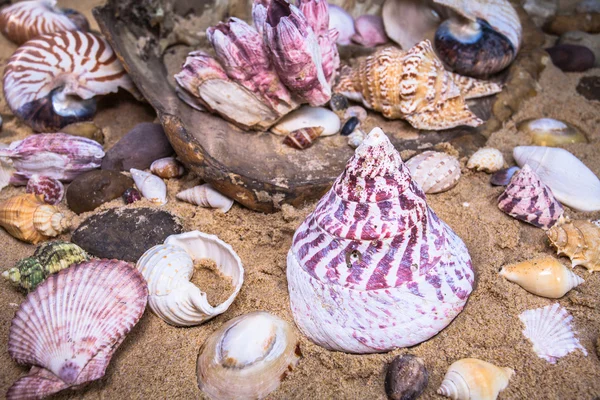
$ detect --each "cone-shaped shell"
[547,219,600,272]
[286,127,474,353]
[437,358,514,400]
[6,259,147,399]
[499,257,584,298]
[196,312,300,400]
[405,151,461,194]
[130,168,167,205]
[0,194,70,244]
[498,164,564,230]
[176,184,233,213]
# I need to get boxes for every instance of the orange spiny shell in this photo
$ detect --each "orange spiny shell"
[547,219,600,272]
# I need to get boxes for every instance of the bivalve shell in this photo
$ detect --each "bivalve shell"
[406,151,461,194]
[271,106,341,136]
[547,219,600,272]
[437,358,514,400]
[150,157,184,179]
[517,118,588,146]
[130,168,167,205]
[467,148,505,173]
[176,184,234,213]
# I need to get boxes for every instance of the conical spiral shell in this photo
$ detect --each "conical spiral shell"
[405,151,461,194]
[176,184,234,213]
[7,259,147,399]
[437,358,514,400]
[547,219,600,272]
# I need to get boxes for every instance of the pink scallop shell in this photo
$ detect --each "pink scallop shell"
[25,175,64,204]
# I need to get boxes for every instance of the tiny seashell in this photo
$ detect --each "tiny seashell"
[196,311,300,400]
[405,151,461,194]
[26,175,64,205]
[136,231,244,326]
[6,259,147,399]
[130,169,167,205]
[271,106,341,136]
[347,129,366,149]
[437,358,514,400]
[467,148,505,173]
[150,157,185,179]
[547,219,600,272]
[517,118,588,146]
[499,256,584,298]
[123,188,142,204]
[176,184,234,213]
[519,303,587,363]
[283,127,324,150]
[497,164,564,230]
[328,4,355,45]
[341,117,360,136]
[329,93,349,112]
[385,355,429,400]
[490,166,520,186]
[344,105,368,122]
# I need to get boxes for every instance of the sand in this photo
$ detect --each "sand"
[0,1,599,399]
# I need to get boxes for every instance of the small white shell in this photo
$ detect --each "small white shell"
[405,151,461,194]
[271,106,341,136]
[467,148,505,173]
[328,5,355,45]
[348,129,366,149]
[519,303,588,363]
[136,231,244,327]
[130,168,167,205]
[176,183,233,213]
[150,157,184,179]
[437,358,514,400]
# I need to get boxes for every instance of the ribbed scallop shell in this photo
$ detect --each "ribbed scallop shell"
[150,157,184,179]
[519,303,587,363]
[130,168,167,205]
[547,219,600,272]
[26,175,64,205]
[467,148,505,173]
[6,259,148,399]
[498,164,564,229]
[437,358,514,400]
[176,184,233,213]
[405,151,461,194]
[136,231,244,326]
[286,127,474,353]
[196,312,300,400]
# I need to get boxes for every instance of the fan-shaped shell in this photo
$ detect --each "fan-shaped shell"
[519,303,587,363]
[286,127,474,353]
[547,219,600,272]
[7,259,147,399]
[176,184,233,213]
[467,148,505,173]
[150,157,184,179]
[130,168,167,205]
[437,358,514,400]
[26,175,64,205]
[406,151,461,194]
[196,312,300,400]
[136,231,244,326]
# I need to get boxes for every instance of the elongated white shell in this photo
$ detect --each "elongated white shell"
[196,312,300,400]
[519,303,588,363]
[406,151,461,193]
[467,148,505,173]
[130,168,167,205]
[271,106,341,136]
[437,358,514,400]
[136,231,244,327]
[176,183,233,213]
[513,146,600,212]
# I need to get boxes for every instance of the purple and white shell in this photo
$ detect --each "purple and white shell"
[25,174,64,205]
[286,127,474,353]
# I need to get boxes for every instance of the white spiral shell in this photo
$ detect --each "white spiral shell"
[130,168,167,205]
[405,151,461,193]
[176,183,233,213]
[467,148,505,173]
[437,358,514,400]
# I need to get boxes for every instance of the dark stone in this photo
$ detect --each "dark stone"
[329,93,349,112]
[66,170,133,214]
[577,76,600,101]
[123,187,143,204]
[491,166,520,186]
[72,207,183,262]
[546,44,595,72]
[101,122,174,171]
[385,355,428,400]
[341,117,360,136]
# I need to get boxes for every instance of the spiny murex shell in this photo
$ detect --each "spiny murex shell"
[130,168,167,205]
[286,127,474,353]
[405,151,461,194]
[7,259,148,399]
[136,231,244,326]
[437,358,514,400]
[176,183,234,213]
[335,41,502,130]
[519,303,587,364]
[547,219,600,272]
[196,311,300,400]
[499,256,584,298]
[467,148,505,173]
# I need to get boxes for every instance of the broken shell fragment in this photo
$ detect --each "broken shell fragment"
[499,256,584,298]
[490,166,520,186]
[547,219,600,272]
[136,231,244,327]
[437,358,514,400]
[283,127,324,150]
[467,148,505,173]
[25,175,64,205]
[385,355,429,400]
[271,106,340,136]
[517,118,588,146]
[150,157,185,179]
[406,151,461,194]
[176,184,234,213]
[196,311,300,400]
[130,169,167,205]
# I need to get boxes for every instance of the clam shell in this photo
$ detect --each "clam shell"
[406,151,461,194]
[547,219,600,272]
[196,312,300,400]
[467,148,505,173]
[271,106,341,136]
[7,259,147,399]
[437,358,514,400]
[176,184,234,213]
[382,0,441,50]
[518,118,588,146]
[130,168,167,205]
[26,175,65,205]
[328,4,355,45]
[519,303,587,363]
[150,157,184,179]
[136,231,244,327]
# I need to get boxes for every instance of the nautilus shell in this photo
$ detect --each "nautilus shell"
[405,151,461,194]
[335,41,502,130]
[196,312,300,400]
[3,31,140,132]
[437,358,514,400]
[547,219,600,272]
[467,148,505,173]
[0,0,89,44]
[176,184,234,213]
[130,168,167,205]
[136,231,244,327]
[286,128,474,353]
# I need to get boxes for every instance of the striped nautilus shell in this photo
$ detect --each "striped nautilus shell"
[286,127,474,353]
[3,30,141,132]
[0,0,89,44]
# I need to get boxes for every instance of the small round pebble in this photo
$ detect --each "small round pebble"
[490,166,520,186]
[385,354,429,400]
[123,187,143,204]
[341,117,360,136]
[577,76,600,101]
[546,44,595,72]
[344,106,368,122]
[66,170,134,214]
[329,93,349,112]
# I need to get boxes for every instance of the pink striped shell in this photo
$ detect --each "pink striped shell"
[0,0,89,44]
[7,259,148,399]
[25,174,64,204]
[287,127,474,353]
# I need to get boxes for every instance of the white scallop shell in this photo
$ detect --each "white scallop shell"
[130,168,167,205]
[467,148,505,173]
[150,157,184,179]
[405,151,461,194]
[437,358,514,400]
[519,303,588,364]
[513,146,600,212]
[176,183,233,213]
[271,106,341,136]
[136,231,244,327]
[196,311,300,400]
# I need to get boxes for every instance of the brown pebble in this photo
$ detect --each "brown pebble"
[577,76,600,101]
[546,44,595,71]
[385,354,428,400]
[61,121,105,144]
[66,170,133,214]
[544,12,600,35]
